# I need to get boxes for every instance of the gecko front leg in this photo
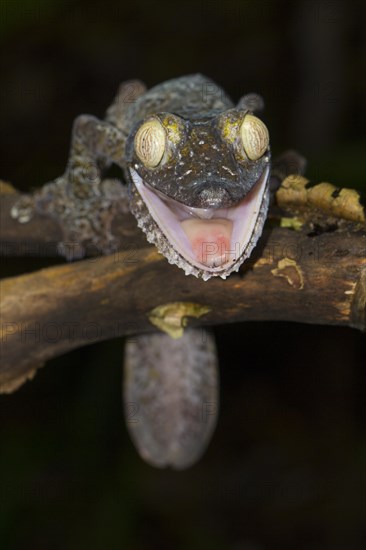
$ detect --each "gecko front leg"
[11,81,146,259]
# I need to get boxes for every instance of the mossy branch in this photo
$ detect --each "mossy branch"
[1,176,365,393]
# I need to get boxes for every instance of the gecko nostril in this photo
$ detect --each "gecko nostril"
[197,186,231,208]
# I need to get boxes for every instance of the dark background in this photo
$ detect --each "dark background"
[0,1,365,549]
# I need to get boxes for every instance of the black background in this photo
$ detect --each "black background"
[0,1,365,549]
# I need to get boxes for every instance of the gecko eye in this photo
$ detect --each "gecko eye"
[134,118,166,168]
[240,114,269,161]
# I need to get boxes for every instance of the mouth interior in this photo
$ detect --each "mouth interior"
[130,167,269,273]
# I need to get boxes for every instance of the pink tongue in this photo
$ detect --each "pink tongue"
[181,218,234,267]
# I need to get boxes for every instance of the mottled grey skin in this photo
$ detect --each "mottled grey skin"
[11,75,273,469]
[125,81,269,208]
[12,74,270,266]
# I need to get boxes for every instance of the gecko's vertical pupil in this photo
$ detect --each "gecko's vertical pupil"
[240,114,269,161]
[134,118,166,168]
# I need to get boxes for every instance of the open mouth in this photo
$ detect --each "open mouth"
[129,166,270,276]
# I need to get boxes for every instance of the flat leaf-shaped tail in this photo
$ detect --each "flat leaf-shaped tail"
[123,328,219,470]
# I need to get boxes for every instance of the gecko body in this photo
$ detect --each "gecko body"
[12,75,273,468]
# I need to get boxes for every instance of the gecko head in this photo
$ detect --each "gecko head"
[126,110,271,280]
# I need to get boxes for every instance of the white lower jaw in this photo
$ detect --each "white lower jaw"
[129,166,270,276]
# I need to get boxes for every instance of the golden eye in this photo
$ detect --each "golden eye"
[240,114,269,161]
[134,118,166,168]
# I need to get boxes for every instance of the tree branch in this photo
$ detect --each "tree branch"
[1,175,365,393]
[1,224,365,393]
